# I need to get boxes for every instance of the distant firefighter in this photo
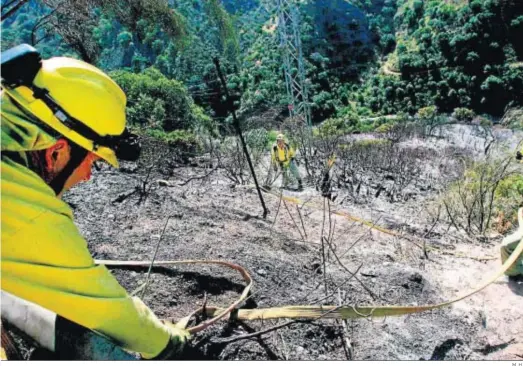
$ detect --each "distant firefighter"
[269,133,303,191]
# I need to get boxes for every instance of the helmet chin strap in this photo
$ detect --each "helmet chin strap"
[49,141,88,196]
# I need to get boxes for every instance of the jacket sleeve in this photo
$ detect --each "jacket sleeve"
[271,145,277,164]
[1,210,173,359]
[288,145,296,159]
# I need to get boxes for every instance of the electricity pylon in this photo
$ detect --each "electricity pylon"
[258,0,312,126]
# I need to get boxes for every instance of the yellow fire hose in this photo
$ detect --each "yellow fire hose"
[96,237,523,333]
[3,194,519,359]
[260,187,498,261]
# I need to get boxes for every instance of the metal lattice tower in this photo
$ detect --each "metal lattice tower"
[258,0,312,126]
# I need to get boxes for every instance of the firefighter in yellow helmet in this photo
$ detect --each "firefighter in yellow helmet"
[1,45,188,359]
[500,208,523,282]
[270,133,303,190]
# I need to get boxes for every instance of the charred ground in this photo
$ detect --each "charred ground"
[8,125,523,361]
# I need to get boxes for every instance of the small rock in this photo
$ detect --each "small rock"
[409,273,423,283]
[257,269,267,276]
[157,179,172,187]
[120,163,138,174]
[295,346,305,355]
[151,234,161,240]
[310,262,322,273]
[108,214,115,220]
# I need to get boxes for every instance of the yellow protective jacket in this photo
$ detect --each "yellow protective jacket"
[271,142,295,167]
[0,94,171,359]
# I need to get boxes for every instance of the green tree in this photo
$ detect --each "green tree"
[110,67,210,132]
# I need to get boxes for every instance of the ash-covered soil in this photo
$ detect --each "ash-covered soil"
[14,126,523,360]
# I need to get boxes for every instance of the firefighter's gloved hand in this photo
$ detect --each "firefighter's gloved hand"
[151,321,191,360]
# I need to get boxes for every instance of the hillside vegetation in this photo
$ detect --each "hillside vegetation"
[3,0,523,129]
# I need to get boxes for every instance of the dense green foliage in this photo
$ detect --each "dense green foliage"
[1,2,71,58]
[363,0,523,116]
[110,67,211,131]
[2,0,523,131]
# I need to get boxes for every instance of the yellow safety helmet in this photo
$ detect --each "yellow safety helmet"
[1,44,139,167]
[276,133,285,141]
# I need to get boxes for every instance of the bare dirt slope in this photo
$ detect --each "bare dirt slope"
[56,128,522,361]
